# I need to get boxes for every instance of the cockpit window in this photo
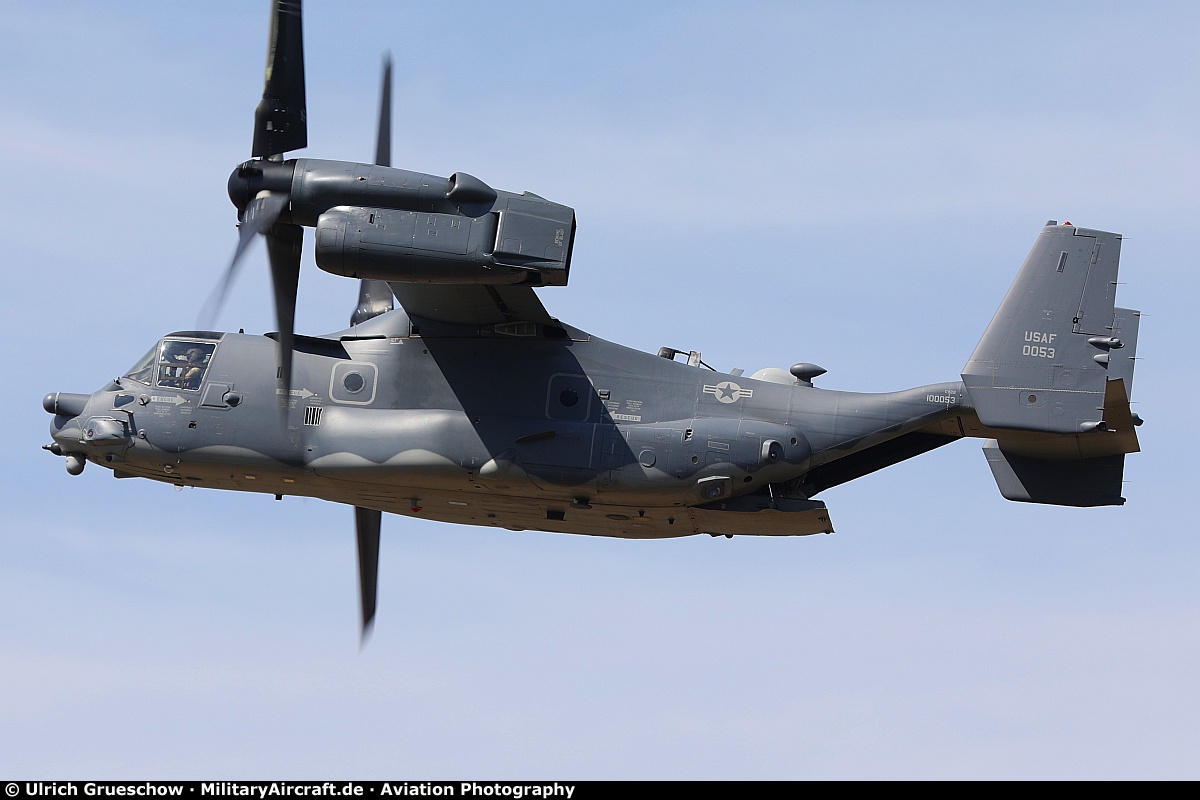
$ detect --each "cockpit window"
[154,339,217,391]
[123,346,157,385]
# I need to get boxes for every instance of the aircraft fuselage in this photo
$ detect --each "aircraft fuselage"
[47,309,967,539]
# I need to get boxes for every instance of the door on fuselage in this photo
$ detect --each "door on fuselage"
[514,373,602,489]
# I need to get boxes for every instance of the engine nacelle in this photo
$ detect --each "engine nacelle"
[315,201,574,285]
[228,157,577,285]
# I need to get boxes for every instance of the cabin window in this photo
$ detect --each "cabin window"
[545,374,592,421]
[330,361,378,404]
[155,340,216,391]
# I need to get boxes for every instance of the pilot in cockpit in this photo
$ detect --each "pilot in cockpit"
[179,347,207,390]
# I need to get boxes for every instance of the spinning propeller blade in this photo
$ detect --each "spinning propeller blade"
[252,0,307,158]
[350,54,395,327]
[265,222,302,397]
[216,2,392,640]
[200,190,289,328]
[355,506,382,642]
[375,54,392,168]
[350,59,391,643]
[211,0,309,401]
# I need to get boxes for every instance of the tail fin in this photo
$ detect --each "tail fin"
[962,222,1132,434]
[963,222,1142,507]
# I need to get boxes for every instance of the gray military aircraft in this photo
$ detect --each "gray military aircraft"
[43,0,1142,637]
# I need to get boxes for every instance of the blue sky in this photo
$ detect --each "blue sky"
[2,0,1198,779]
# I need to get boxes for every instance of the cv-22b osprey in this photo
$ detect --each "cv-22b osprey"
[42,0,1142,636]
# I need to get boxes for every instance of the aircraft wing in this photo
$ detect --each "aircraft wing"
[387,282,555,326]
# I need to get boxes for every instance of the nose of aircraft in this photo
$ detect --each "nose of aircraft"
[43,391,94,475]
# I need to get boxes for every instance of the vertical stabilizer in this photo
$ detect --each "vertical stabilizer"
[962,223,1130,435]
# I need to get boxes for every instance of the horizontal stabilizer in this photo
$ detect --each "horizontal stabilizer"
[983,439,1126,507]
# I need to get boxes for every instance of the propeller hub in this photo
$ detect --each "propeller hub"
[227,159,295,213]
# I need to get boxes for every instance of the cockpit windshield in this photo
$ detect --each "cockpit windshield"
[123,346,156,385]
[124,339,217,391]
[156,339,216,390]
